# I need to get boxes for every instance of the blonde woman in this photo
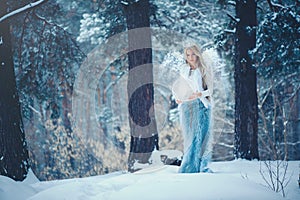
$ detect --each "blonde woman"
[172,44,213,173]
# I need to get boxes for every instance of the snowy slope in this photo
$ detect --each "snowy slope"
[0,160,299,200]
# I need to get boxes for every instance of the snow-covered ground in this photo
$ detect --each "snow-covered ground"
[1,160,299,200]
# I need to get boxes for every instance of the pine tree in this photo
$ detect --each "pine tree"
[0,0,29,181]
[234,0,259,160]
[122,0,159,172]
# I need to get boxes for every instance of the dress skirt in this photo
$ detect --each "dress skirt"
[178,98,211,173]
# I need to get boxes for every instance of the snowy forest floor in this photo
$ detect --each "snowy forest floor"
[1,160,299,200]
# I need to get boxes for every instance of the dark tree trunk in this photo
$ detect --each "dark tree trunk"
[122,0,159,172]
[234,0,259,160]
[290,89,300,160]
[0,1,29,181]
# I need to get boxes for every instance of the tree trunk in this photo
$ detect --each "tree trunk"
[122,0,159,172]
[0,1,29,181]
[234,0,259,160]
[290,89,300,160]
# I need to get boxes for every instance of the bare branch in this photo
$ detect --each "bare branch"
[266,0,285,12]
[228,1,236,6]
[260,160,291,197]
[224,28,236,34]
[32,12,86,58]
[0,0,48,23]
[226,12,239,23]
[259,161,275,190]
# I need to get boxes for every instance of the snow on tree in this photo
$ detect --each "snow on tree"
[8,1,110,180]
[6,0,299,181]
[252,3,300,160]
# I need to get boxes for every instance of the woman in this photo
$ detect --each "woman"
[172,44,213,173]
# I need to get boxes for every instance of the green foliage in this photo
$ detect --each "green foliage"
[77,1,126,47]
[10,1,85,122]
[252,6,300,80]
[253,5,300,160]
[14,15,84,103]
[214,20,235,64]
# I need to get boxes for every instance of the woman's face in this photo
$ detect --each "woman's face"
[186,49,198,68]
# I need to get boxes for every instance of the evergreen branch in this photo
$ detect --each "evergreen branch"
[32,12,86,58]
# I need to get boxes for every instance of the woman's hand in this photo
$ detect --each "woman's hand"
[176,99,183,104]
[194,92,202,97]
[188,92,202,100]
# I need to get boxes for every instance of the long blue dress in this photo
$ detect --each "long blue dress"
[173,65,212,173]
[178,98,211,173]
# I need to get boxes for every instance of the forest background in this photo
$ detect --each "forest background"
[0,0,299,181]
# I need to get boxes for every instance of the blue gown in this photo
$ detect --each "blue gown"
[178,98,211,173]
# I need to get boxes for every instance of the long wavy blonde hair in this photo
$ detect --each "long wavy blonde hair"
[184,44,210,91]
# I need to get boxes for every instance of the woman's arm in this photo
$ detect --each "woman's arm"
[187,89,210,101]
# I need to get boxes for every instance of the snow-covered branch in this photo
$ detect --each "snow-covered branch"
[224,28,236,34]
[31,12,86,58]
[226,12,239,23]
[0,0,48,23]
[216,142,234,149]
[228,1,236,7]
[266,0,285,12]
